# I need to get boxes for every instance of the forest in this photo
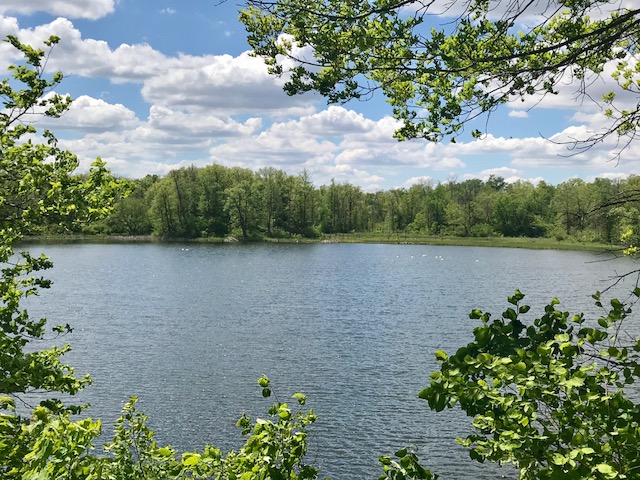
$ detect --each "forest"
[76,164,640,246]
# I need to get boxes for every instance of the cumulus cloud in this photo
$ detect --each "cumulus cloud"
[0,0,115,19]
[514,54,639,114]
[50,95,140,132]
[0,17,168,80]
[0,17,318,118]
[403,176,434,188]
[461,167,546,185]
[463,167,520,181]
[405,0,555,21]
[286,106,374,136]
[148,105,261,137]
[42,96,268,178]
[141,51,315,116]
[508,109,529,118]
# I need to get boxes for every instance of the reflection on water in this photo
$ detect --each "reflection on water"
[22,242,638,479]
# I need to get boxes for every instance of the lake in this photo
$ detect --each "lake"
[21,242,639,479]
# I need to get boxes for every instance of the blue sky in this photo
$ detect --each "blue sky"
[1,0,638,190]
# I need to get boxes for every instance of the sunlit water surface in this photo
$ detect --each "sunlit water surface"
[21,242,639,479]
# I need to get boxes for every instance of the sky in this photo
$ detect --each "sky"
[1,0,639,191]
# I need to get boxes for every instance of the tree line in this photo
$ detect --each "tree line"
[81,165,640,245]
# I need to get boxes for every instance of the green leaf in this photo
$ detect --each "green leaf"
[551,453,568,465]
[594,463,618,478]
[435,350,448,361]
[292,392,306,405]
[183,453,201,466]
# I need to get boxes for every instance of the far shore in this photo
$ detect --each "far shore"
[20,233,622,253]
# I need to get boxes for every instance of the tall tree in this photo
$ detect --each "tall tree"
[258,166,288,237]
[147,178,180,237]
[553,178,596,237]
[288,170,317,236]
[198,164,232,237]
[494,182,538,237]
[106,177,155,235]
[424,183,450,234]
[383,189,405,238]
[225,168,263,239]
[448,179,483,236]
[169,166,201,237]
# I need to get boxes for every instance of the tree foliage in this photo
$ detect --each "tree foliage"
[0,34,125,477]
[418,290,640,479]
[97,165,640,246]
[240,0,639,150]
[0,35,120,402]
[90,377,320,480]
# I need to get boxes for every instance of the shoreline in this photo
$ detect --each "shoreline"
[20,234,621,253]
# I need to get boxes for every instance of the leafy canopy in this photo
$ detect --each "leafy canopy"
[240,0,639,149]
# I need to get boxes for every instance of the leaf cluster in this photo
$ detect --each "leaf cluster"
[7,379,322,480]
[240,0,639,150]
[418,290,640,479]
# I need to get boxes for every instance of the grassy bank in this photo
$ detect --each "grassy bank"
[305,233,620,252]
[22,233,620,252]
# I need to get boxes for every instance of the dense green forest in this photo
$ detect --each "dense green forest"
[78,165,639,245]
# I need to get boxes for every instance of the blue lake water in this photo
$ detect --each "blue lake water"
[21,242,639,478]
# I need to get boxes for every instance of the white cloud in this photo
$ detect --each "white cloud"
[0,1,115,19]
[514,54,639,114]
[0,17,318,118]
[290,106,374,136]
[589,172,633,182]
[403,176,434,188]
[52,95,140,132]
[0,16,20,65]
[141,51,315,116]
[461,168,546,185]
[508,109,529,118]
[438,156,466,169]
[488,167,520,178]
[147,105,261,137]
[160,8,176,15]
[0,17,168,80]
[406,0,554,21]
[323,164,386,191]
[42,96,268,178]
